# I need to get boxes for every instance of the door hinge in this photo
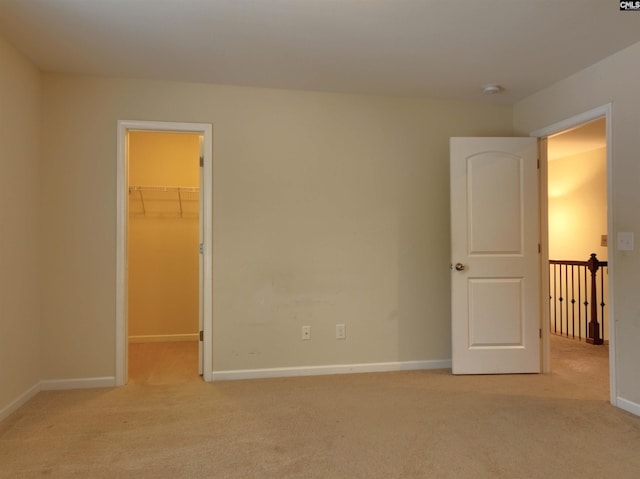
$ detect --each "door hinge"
[199,156,204,168]
[199,243,204,254]
[537,158,540,169]
[199,330,204,341]
[538,243,541,253]
[539,328,542,339]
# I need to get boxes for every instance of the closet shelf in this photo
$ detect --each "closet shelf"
[128,185,199,217]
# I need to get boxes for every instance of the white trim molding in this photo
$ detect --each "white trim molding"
[1,377,117,423]
[616,397,640,417]
[211,359,452,381]
[0,383,41,423]
[40,377,116,391]
[530,104,612,138]
[128,334,199,343]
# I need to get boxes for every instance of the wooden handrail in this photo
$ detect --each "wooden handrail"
[548,253,607,345]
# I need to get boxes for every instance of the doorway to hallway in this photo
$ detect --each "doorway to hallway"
[534,106,614,405]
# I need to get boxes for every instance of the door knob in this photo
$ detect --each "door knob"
[454,263,465,271]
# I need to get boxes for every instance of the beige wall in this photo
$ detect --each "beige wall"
[548,147,607,261]
[0,37,41,410]
[40,73,513,378]
[514,41,640,406]
[128,132,200,339]
[548,148,609,341]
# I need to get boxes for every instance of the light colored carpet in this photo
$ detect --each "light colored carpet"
[1,337,638,479]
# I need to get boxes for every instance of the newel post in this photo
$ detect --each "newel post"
[586,253,604,345]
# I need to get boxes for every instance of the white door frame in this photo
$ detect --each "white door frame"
[531,103,615,406]
[116,120,213,385]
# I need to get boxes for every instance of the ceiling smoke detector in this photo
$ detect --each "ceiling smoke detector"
[482,84,503,95]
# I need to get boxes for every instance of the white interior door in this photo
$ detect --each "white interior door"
[450,137,540,374]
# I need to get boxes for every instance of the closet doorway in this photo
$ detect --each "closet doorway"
[116,121,213,386]
[128,131,200,382]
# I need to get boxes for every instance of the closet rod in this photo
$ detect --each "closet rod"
[128,186,199,217]
[128,186,199,193]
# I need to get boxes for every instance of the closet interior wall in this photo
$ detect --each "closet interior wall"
[127,131,200,342]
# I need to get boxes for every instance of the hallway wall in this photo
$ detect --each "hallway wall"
[548,147,607,261]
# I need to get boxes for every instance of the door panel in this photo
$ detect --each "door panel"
[451,137,540,374]
[468,278,524,346]
[468,152,523,254]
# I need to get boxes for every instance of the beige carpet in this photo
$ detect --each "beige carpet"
[1,337,638,479]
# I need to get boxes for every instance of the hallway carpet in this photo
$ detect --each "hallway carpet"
[1,337,638,479]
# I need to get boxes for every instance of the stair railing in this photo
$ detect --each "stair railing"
[549,253,607,344]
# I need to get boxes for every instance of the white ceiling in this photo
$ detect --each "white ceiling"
[1,1,640,104]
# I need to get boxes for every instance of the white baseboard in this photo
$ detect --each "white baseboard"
[0,382,41,423]
[40,377,116,391]
[1,377,117,423]
[211,359,452,381]
[128,334,198,343]
[616,396,640,417]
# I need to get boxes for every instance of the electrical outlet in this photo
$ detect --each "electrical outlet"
[617,232,634,251]
[302,325,311,340]
[336,323,346,340]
